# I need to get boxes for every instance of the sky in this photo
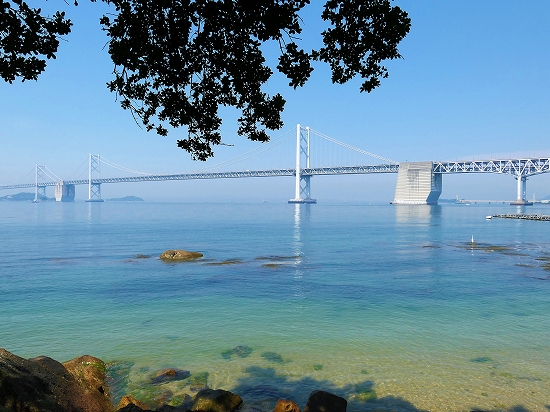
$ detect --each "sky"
[1,0,549,202]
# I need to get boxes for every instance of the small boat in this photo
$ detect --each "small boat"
[486,215,492,220]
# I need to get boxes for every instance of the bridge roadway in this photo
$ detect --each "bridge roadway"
[1,158,549,200]
[0,164,400,190]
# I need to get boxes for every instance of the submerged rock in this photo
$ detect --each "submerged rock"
[233,345,253,358]
[470,356,493,363]
[191,388,243,412]
[189,371,209,392]
[261,351,284,364]
[0,348,113,412]
[221,345,253,360]
[303,391,347,412]
[159,250,203,261]
[150,368,191,384]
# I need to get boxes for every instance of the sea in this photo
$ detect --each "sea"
[1,201,549,412]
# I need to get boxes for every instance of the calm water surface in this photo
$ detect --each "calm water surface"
[1,201,549,411]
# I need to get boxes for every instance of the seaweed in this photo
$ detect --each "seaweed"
[188,371,209,391]
[105,360,134,404]
[204,259,245,266]
[262,263,284,269]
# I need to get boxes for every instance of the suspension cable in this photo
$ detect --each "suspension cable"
[186,128,295,173]
[42,166,62,182]
[69,157,90,180]
[100,157,152,175]
[308,128,398,164]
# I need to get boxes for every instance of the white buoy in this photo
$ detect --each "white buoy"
[471,235,475,243]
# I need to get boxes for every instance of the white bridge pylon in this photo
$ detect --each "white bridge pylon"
[288,124,398,203]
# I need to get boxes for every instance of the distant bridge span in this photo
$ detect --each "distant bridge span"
[1,125,549,205]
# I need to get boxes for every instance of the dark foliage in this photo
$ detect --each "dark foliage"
[1,0,410,160]
[0,0,72,82]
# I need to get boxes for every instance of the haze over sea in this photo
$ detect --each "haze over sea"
[1,201,550,411]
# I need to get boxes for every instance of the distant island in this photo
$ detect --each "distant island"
[105,196,144,202]
[0,192,54,202]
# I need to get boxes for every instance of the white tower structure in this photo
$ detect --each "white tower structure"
[86,154,104,202]
[289,124,316,204]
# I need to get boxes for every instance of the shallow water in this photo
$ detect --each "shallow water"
[1,201,550,411]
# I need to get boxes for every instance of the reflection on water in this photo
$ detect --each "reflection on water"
[394,204,441,223]
[87,202,102,223]
[292,204,311,302]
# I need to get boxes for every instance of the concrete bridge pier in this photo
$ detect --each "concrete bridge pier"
[392,162,442,205]
[55,182,75,202]
[510,175,533,205]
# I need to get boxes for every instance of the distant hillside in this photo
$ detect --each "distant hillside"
[0,192,54,201]
[105,196,144,202]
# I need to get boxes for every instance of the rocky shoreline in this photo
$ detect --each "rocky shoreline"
[0,349,347,412]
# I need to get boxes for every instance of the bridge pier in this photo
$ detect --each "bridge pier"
[392,162,442,205]
[289,124,316,204]
[510,175,533,205]
[55,182,75,202]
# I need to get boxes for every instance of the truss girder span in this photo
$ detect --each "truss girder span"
[433,158,550,176]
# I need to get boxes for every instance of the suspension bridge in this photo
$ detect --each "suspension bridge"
[1,125,549,205]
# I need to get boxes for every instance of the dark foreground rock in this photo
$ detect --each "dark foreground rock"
[191,388,242,412]
[159,250,203,261]
[303,390,347,412]
[117,395,150,411]
[274,399,301,412]
[0,348,113,412]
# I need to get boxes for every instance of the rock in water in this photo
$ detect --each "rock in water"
[232,345,253,358]
[191,389,242,412]
[117,395,150,410]
[159,250,203,261]
[274,399,301,412]
[150,368,191,384]
[303,391,347,412]
[0,348,113,412]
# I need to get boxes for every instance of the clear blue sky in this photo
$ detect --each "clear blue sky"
[1,1,549,202]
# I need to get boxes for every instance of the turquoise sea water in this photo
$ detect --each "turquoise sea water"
[1,201,550,411]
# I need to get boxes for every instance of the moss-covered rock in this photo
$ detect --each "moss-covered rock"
[159,250,203,261]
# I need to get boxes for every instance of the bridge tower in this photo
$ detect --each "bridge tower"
[86,154,104,202]
[289,124,317,204]
[33,164,47,202]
